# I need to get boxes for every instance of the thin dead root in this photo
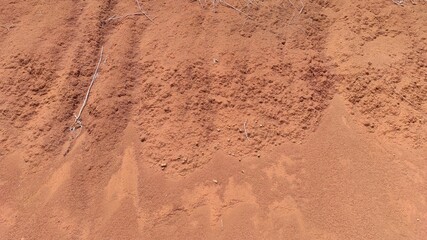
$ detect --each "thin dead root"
[1,25,11,32]
[391,89,425,115]
[106,0,153,23]
[299,0,305,14]
[243,120,249,140]
[391,0,422,5]
[355,77,427,119]
[288,0,304,24]
[106,12,143,22]
[220,0,250,17]
[135,0,154,22]
[199,0,252,18]
[70,46,104,131]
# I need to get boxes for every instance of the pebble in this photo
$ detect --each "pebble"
[213,179,218,184]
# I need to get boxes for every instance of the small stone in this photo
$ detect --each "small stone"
[160,163,167,169]
[217,128,221,132]
[213,179,218,184]
[257,153,261,158]
[241,170,245,174]
[259,124,263,127]
[227,138,231,142]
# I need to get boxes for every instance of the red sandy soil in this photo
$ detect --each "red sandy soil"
[0,0,426,239]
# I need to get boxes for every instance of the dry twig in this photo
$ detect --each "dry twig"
[135,0,154,22]
[1,26,8,31]
[70,46,104,131]
[220,0,250,17]
[106,12,143,22]
[392,0,421,5]
[299,0,305,14]
[392,0,404,5]
[106,0,153,23]
[391,89,423,112]
[243,120,249,140]
[288,0,304,24]
[204,0,251,17]
[352,77,427,119]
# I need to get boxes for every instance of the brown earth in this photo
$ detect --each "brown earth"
[0,0,426,239]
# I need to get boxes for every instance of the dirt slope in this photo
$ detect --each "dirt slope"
[0,0,426,239]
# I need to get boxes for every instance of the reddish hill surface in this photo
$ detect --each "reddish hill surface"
[0,0,426,239]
